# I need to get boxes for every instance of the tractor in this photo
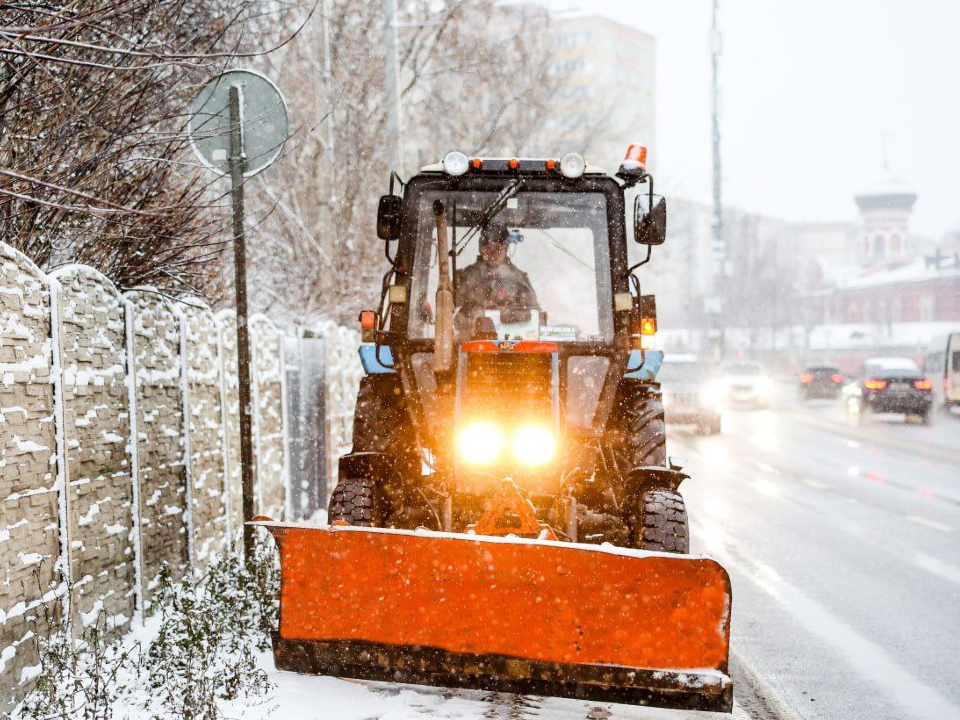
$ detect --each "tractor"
[260,147,733,712]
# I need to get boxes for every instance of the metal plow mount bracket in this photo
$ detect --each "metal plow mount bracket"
[258,522,733,713]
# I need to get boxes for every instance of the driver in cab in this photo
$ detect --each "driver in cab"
[455,222,540,337]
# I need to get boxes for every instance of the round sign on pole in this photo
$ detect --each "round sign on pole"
[188,69,288,177]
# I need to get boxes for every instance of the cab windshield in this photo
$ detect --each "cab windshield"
[406,189,614,343]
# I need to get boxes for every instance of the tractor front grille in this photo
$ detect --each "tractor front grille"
[462,353,553,420]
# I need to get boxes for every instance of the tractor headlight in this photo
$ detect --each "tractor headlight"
[513,424,557,467]
[458,421,503,465]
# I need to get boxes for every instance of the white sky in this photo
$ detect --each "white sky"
[547,0,960,238]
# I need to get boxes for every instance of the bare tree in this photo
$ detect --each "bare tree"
[0,0,309,295]
[248,0,605,323]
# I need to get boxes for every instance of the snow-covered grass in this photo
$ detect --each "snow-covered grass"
[14,536,278,720]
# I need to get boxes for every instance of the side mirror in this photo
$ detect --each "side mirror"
[635,196,667,246]
[377,195,402,240]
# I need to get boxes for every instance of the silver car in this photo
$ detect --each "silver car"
[660,355,723,434]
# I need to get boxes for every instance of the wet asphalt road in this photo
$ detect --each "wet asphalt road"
[674,385,960,720]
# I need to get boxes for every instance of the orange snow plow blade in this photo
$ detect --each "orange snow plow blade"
[259,522,733,712]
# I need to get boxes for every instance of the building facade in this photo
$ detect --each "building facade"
[546,15,656,172]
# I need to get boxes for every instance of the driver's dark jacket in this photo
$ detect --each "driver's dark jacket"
[454,258,539,335]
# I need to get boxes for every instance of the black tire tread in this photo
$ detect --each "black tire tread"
[620,382,667,468]
[328,477,379,527]
[635,489,689,553]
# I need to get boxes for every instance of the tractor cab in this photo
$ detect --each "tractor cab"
[366,150,665,492]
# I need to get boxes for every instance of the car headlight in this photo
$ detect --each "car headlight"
[458,421,503,465]
[701,379,725,405]
[513,424,557,466]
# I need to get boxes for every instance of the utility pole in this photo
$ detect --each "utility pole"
[316,0,336,301]
[227,86,257,563]
[383,0,404,178]
[709,0,725,359]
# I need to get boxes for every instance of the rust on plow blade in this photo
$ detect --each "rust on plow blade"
[258,522,733,713]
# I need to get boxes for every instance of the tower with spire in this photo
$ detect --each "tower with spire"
[854,152,917,268]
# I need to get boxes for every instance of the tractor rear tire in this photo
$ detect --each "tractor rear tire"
[328,476,382,527]
[620,381,667,468]
[632,489,689,553]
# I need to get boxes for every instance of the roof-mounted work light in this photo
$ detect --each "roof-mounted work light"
[559,152,586,179]
[442,151,469,176]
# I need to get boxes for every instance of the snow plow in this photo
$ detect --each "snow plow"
[259,148,733,712]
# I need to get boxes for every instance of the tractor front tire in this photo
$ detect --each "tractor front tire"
[328,476,382,527]
[632,489,689,553]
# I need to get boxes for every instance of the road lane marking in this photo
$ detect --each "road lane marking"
[906,515,953,533]
[913,553,960,588]
[803,479,829,489]
[695,520,960,720]
[752,461,780,475]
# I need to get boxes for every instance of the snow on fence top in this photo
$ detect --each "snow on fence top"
[0,242,361,711]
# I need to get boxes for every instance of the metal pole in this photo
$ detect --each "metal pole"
[710,0,725,358]
[228,85,257,563]
[383,0,404,178]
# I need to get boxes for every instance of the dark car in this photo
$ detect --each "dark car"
[798,365,844,400]
[844,357,933,423]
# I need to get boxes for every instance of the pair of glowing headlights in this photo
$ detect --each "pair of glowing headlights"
[457,421,557,467]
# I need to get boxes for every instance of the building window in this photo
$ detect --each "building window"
[891,298,902,323]
[873,235,885,261]
[919,295,934,322]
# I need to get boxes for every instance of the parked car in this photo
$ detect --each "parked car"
[844,357,933,423]
[659,354,723,434]
[924,331,960,412]
[798,364,844,400]
[720,360,773,408]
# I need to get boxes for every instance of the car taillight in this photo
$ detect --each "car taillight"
[913,379,932,391]
[864,379,888,390]
[799,373,814,383]
[831,373,843,383]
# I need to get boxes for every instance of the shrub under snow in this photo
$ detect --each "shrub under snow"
[17,536,279,720]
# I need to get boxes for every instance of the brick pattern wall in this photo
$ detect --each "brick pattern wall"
[51,267,136,637]
[181,302,228,571]
[0,243,357,711]
[251,315,286,520]
[125,290,188,604]
[216,310,243,540]
[0,245,61,702]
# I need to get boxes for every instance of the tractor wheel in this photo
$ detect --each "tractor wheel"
[619,381,667,468]
[328,476,382,527]
[631,489,689,553]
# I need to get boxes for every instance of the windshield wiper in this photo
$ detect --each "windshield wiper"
[456,179,524,255]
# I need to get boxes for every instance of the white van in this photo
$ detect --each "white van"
[924,332,960,410]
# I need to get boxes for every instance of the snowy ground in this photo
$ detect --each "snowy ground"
[223,653,753,720]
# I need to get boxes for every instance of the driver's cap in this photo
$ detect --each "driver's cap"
[480,224,510,246]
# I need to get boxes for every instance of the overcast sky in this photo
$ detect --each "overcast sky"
[548,0,960,238]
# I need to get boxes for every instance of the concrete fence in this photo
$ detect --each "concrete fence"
[0,242,361,709]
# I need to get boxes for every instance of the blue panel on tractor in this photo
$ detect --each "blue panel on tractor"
[359,344,397,374]
[625,349,663,380]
